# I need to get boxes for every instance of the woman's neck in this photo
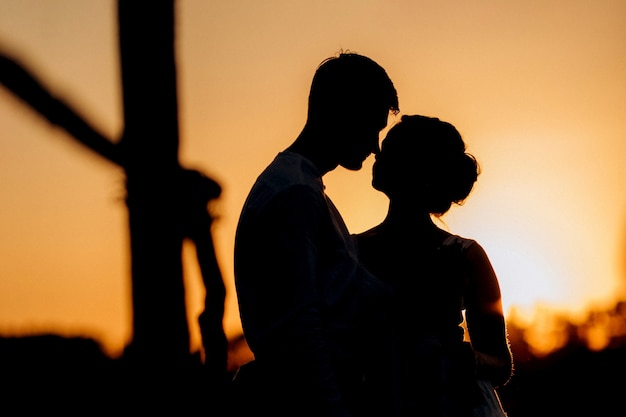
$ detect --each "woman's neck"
[382,201,436,230]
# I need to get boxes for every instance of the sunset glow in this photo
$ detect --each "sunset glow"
[1,0,625,358]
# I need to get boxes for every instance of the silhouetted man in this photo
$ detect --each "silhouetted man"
[232,52,399,417]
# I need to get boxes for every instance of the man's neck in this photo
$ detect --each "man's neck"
[285,125,337,176]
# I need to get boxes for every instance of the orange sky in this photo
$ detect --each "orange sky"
[1,0,625,357]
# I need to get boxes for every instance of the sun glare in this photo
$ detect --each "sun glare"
[485,244,562,315]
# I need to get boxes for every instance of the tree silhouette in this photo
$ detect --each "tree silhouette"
[0,0,228,391]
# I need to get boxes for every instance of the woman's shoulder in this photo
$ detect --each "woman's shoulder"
[440,233,494,268]
[441,233,477,251]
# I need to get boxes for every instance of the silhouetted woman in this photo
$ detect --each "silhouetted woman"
[355,115,513,417]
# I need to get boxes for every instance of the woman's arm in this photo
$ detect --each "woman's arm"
[464,242,514,387]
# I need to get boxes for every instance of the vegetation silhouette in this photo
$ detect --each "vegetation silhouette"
[499,300,626,416]
[1,302,625,415]
[1,1,626,416]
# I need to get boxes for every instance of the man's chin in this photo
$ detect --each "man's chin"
[339,156,368,171]
[340,161,363,171]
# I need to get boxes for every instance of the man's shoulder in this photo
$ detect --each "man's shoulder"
[252,151,324,195]
[241,152,325,216]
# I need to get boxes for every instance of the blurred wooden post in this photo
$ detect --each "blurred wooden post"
[117,0,189,364]
[0,0,229,390]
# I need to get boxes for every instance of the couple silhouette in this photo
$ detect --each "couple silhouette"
[231,52,513,417]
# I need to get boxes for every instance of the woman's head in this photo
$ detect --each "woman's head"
[373,114,480,216]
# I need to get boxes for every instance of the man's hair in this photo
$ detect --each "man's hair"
[307,52,399,120]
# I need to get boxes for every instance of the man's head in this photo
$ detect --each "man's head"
[306,52,399,171]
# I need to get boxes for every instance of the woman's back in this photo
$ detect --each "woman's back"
[357,229,482,417]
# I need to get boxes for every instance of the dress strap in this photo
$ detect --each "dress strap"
[442,234,476,251]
